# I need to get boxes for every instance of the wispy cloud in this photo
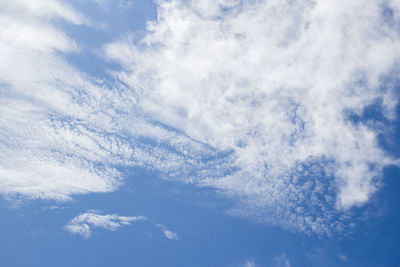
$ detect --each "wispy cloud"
[65,211,179,240]
[64,211,147,238]
[0,0,200,201]
[4,0,88,25]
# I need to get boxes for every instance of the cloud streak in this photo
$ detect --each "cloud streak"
[65,211,147,238]
[65,211,178,240]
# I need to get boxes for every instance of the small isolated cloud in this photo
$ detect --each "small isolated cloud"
[155,224,179,240]
[64,211,147,238]
[163,230,179,240]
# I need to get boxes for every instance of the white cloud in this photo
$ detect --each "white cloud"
[0,0,201,201]
[0,0,108,201]
[155,224,179,240]
[2,0,400,236]
[64,211,147,238]
[104,0,400,234]
[65,212,179,240]
[163,229,179,240]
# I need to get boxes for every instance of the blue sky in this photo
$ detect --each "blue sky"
[1,0,400,266]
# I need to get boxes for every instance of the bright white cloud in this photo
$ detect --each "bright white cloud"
[0,0,120,200]
[65,211,147,238]
[0,0,199,201]
[104,0,400,234]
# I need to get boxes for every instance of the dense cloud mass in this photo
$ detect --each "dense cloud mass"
[1,0,400,234]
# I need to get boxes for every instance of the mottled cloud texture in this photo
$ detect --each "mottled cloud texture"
[1,0,400,235]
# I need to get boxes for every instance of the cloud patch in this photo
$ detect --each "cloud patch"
[155,224,179,240]
[2,0,400,236]
[64,211,147,238]
[104,0,400,234]
[65,211,179,240]
[0,0,205,201]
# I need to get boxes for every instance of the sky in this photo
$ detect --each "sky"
[1,0,400,266]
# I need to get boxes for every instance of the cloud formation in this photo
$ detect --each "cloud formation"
[105,0,400,233]
[0,0,146,201]
[0,0,199,201]
[65,211,178,240]
[155,224,179,240]
[65,211,147,238]
[1,0,400,235]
